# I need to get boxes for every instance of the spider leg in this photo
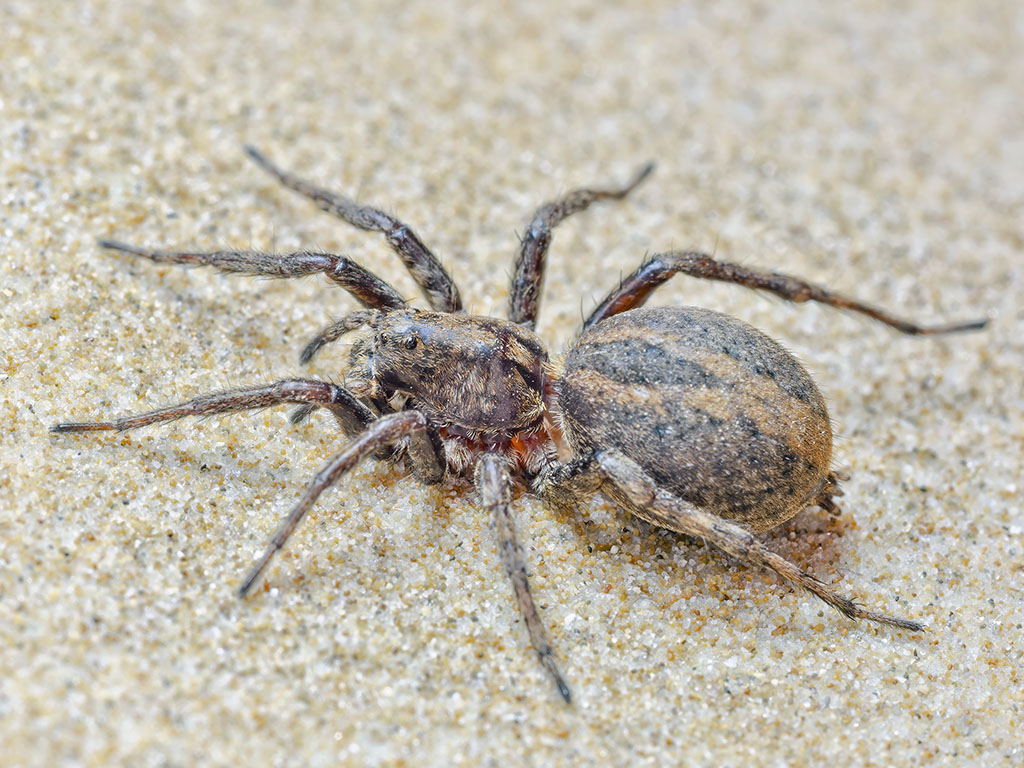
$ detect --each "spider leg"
[300,309,377,365]
[239,410,444,596]
[244,145,462,313]
[475,453,571,703]
[50,379,376,438]
[295,325,395,428]
[813,471,845,517]
[535,450,924,632]
[286,383,396,462]
[509,162,654,329]
[583,250,988,334]
[98,240,406,311]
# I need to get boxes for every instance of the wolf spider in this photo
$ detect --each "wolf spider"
[53,147,985,702]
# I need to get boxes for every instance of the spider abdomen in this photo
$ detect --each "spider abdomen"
[557,306,833,531]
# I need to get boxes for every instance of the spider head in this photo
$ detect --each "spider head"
[368,309,548,431]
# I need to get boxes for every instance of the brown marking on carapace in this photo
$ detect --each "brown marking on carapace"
[371,310,549,432]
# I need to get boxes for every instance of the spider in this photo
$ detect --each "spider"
[52,147,986,702]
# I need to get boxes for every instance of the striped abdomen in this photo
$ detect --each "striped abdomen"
[557,306,832,531]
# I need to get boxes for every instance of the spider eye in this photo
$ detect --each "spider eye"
[379,332,390,344]
[403,335,419,350]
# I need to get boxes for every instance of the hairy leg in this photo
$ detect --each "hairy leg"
[299,309,377,364]
[508,162,654,329]
[99,240,406,311]
[535,449,924,631]
[812,471,846,516]
[51,379,376,438]
[584,250,987,334]
[244,145,461,312]
[476,453,571,702]
[239,410,444,596]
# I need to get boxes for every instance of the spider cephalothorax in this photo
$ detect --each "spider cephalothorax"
[345,307,558,477]
[53,147,985,702]
[369,310,549,433]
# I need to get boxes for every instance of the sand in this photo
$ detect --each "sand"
[2,1,1021,765]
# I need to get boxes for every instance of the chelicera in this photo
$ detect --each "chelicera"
[52,147,986,702]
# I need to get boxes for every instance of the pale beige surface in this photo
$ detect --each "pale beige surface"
[2,1,1022,766]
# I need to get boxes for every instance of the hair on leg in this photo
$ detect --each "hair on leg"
[508,162,654,329]
[476,453,571,702]
[239,410,440,596]
[99,240,406,311]
[244,145,462,312]
[584,250,987,334]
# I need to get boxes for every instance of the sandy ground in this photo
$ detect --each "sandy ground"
[2,1,1022,766]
